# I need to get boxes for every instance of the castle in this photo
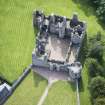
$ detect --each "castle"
[32,10,86,80]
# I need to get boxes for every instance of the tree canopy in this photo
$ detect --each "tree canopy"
[89,76,105,99]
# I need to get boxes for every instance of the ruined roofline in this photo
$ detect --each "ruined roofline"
[33,10,86,25]
[33,10,86,41]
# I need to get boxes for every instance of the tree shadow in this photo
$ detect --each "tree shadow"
[68,81,76,92]
[72,0,96,17]
[67,77,84,92]
[77,33,88,66]
[97,19,105,30]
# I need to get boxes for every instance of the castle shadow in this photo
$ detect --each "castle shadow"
[32,71,47,87]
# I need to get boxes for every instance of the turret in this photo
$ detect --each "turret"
[70,12,79,27]
[68,62,82,80]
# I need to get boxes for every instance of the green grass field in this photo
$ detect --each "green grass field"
[43,81,76,105]
[5,71,47,105]
[0,0,105,104]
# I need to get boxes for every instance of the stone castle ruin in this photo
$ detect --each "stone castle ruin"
[32,10,86,80]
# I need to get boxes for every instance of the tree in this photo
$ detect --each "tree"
[89,59,105,77]
[89,76,105,99]
[86,0,105,22]
[87,0,101,8]
[96,31,101,41]
[94,98,105,105]
[90,44,103,62]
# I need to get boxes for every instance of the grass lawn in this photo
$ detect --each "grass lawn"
[0,0,35,83]
[5,71,47,105]
[0,0,105,83]
[43,81,76,105]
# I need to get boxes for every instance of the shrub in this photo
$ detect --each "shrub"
[90,44,103,62]
[87,0,105,22]
[88,59,105,77]
[89,76,105,99]
[94,97,105,105]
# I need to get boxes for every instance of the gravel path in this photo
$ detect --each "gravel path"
[37,83,51,105]
[37,80,58,105]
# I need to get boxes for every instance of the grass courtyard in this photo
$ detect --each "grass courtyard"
[5,71,47,105]
[0,0,105,105]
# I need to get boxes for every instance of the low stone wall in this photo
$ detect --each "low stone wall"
[0,64,32,105]
[11,64,32,92]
